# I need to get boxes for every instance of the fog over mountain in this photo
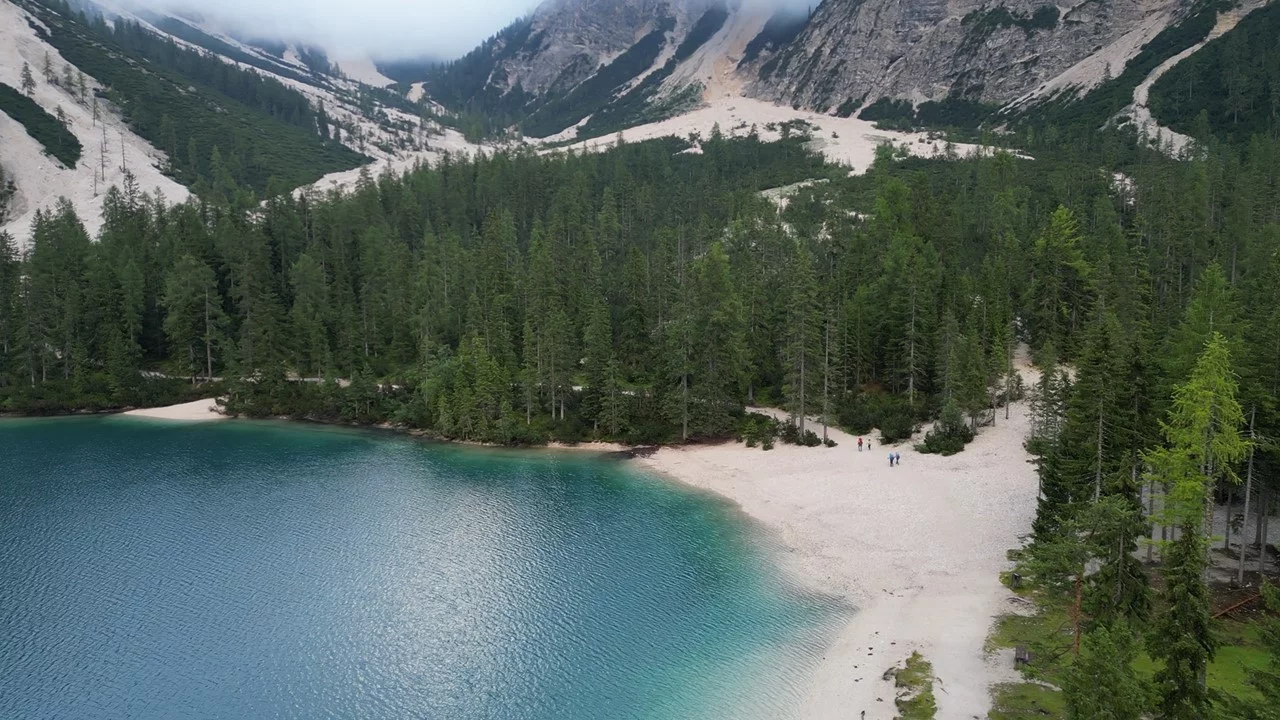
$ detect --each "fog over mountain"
[121,0,538,60]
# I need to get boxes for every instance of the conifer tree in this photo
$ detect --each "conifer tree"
[581,297,613,432]
[600,357,627,437]
[617,247,650,380]
[957,309,990,429]
[1063,623,1147,720]
[0,232,23,391]
[785,240,821,434]
[1146,333,1249,718]
[690,242,746,437]
[162,254,225,382]
[289,253,330,375]
[1162,263,1243,392]
[935,307,961,401]
[24,202,91,383]
[20,62,35,96]
[1027,206,1092,359]
[520,317,537,424]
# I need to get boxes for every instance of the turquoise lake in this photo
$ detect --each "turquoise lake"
[0,418,841,719]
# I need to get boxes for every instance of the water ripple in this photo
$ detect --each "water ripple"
[0,419,843,720]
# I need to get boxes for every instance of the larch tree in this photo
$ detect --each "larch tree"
[1145,333,1249,719]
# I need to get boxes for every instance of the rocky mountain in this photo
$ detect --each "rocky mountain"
[429,0,1247,139]
[429,0,747,136]
[746,0,1184,112]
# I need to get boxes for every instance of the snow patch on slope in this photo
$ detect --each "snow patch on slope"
[0,0,188,247]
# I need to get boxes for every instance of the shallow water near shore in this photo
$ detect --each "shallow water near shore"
[1,417,842,720]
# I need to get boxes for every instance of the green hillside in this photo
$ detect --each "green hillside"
[1149,0,1280,144]
[21,0,363,195]
[0,81,82,167]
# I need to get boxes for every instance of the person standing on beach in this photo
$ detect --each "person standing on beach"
[895,451,901,466]
[858,437,863,452]
[888,452,894,467]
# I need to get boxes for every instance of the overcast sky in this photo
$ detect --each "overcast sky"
[128,0,538,60]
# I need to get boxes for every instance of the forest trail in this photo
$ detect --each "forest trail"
[636,363,1040,719]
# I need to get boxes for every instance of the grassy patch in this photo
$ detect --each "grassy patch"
[893,651,938,719]
[1131,619,1267,702]
[986,586,1271,718]
[989,682,1065,719]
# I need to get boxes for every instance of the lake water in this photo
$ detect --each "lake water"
[0,418,840,719]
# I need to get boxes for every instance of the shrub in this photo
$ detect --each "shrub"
[740,412,781,450]
[916,400,975,455]
[879,409,918,443]
[838,391,919,441]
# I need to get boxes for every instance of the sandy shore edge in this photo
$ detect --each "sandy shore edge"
[117,386,1038,718]
[121,398,227,421]
[630,394,1040,719]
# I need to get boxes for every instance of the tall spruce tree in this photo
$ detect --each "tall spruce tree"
[1063,623,1148,720]
[162,254,226,382]
[785,240,821,434]
[1027,207,1092,360]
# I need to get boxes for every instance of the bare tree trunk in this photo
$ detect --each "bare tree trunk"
[1237,407,1256,586]
[1005,329,1013,421]
[204,288,213,381]
[798,350,806,437]
[1072,571,1083,657]
[907,291,916,405]
[1160,483,1168,554]
[1223,484,1234,552]
[822,316,830,444]
[681,373,688,441]
[1094,411,1104,501]
[1260,488,1271,576]
[1145,471,1155,563]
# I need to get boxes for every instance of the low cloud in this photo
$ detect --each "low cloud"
[122,0,537,60]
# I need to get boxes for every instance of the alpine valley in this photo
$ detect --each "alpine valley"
[3,0,1280,718]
